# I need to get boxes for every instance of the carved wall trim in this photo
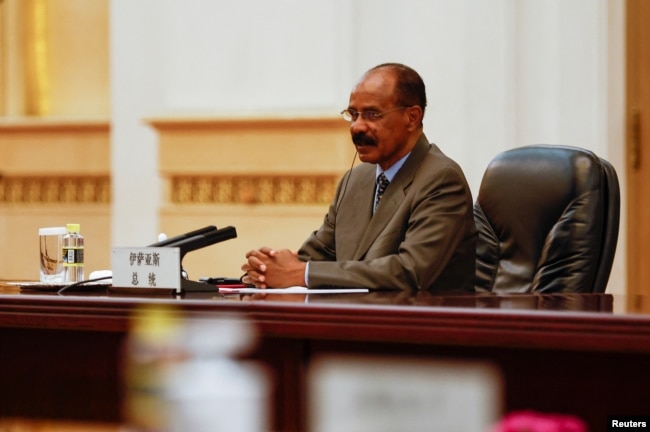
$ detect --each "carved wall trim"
[0,176,111,204]
[171,175,339,205]
[170,175,338,204]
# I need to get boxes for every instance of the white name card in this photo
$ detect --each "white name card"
[309,355,501,432]
[111,247,181,292]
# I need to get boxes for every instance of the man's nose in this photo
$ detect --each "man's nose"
[350,117,369,133]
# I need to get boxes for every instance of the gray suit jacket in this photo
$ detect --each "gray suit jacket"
[299,134,477,293]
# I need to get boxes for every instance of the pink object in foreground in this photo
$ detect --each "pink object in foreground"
[491,410,588,432]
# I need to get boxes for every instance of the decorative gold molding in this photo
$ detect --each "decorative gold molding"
[23,0,50,116]
[171,175,338,205]
[0,117,109,132]
[145,113,344,130]
[0,176,111,204]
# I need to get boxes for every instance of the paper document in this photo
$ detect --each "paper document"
[218,286,369,295]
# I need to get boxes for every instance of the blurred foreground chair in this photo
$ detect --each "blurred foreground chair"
[474,145,620,293]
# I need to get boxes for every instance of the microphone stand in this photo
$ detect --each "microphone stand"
[162,226,238,293]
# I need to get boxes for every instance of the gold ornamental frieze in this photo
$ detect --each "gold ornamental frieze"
[0,176,111,204]
[171,175,338,205]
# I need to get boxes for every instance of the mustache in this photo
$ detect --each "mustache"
[352,133,377,146]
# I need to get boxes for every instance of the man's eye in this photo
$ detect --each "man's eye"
[364,111,380,119]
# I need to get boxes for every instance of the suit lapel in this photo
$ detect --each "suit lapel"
[335,169,375,259]
[353,135,431,259]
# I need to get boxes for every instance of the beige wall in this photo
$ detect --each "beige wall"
[0,0,110,117]
[0,1,110,280]
[0,119,111,280]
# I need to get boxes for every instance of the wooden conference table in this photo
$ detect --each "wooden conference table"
[0,283,648,432]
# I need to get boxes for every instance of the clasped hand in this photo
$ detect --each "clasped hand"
[241,246,306,288]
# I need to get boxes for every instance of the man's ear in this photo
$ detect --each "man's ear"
[406,106,423,130]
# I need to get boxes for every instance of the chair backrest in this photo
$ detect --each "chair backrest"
[474,145,620,293]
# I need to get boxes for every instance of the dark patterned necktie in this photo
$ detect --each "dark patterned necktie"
[374,173,390,212]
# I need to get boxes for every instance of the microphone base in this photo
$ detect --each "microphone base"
[181,278,219,293]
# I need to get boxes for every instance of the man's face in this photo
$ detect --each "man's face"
[346,70,412,170]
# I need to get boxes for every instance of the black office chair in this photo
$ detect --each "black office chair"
[474,145,620,293]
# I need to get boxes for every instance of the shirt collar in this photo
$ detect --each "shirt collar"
[376,152,411,182]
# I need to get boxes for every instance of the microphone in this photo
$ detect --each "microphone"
[165,226,237,258]
[335,150,358,215]
[147,225,217,247]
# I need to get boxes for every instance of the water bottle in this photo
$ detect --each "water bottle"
[63,223,84,282]
[123,310,269,432]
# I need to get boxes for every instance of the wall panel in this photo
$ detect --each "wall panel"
[0,119,111,280]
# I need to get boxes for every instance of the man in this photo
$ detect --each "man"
[242,63,476,293]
